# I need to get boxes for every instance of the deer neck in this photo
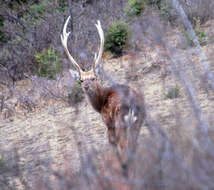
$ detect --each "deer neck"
[86,82,106,113]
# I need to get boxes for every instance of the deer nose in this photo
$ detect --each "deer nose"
[84,83,89,90]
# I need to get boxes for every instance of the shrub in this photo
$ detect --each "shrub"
[67,81,84,105]
[145,0,161,6]
[181,0,214,25]
[0,15,6,43]
[181,29,195,48]
[0,16,4,42]
[0,157,7,171]
[35,47,62,79]
[21,0,49,24]
[182,17,209,48]
[159,2,171,20]
[30,0,49,17]
[104,21,129,56]
[125,0,162,16]
[194,17,208,46]
[165,87,180,99]
[125,0,146,16]
[57,0,68,12]
[2,0,28,9]
[0,15,10,44]
[197,30,208,46]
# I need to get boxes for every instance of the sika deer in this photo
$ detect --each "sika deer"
[61,16,146,167]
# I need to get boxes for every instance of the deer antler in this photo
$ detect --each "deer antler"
[61,16,83,74]
[94,20,104,69]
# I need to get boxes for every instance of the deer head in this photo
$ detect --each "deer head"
[61,16,104,98]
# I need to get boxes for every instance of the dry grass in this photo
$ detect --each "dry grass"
[1,5,214,190]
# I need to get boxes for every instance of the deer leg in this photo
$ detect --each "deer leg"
[107,127,117,146]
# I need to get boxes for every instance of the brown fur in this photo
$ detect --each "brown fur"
[61,17,146,172]
[82,79,146,164]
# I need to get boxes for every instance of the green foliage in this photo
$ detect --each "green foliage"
[57,0,68,12]
[0,16,4,42]
[104,21,129,56]
[165,87,180,99]
[30,0,49,16]
[22,0,49,24]
[125,0,162,16]
[35,47,62,79]
[0,16,4,27]
[15,0,28,3]
[0,15,7,43]
[196,30,208,46]
[194,17,208,46]
[0,157,7,171]
[182,17,208,48]
[145,0,161,6]
[181,29,195,47]
[159,2,171,20]
[2,0,28,9]
[67,81,84,105]
[125,0,146,16]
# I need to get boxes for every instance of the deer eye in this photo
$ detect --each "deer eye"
[91,78,96,81]
[80,79,84,83]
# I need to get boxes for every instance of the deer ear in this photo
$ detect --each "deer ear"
[69,69,80,80]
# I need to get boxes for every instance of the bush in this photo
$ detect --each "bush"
[67,81,84,105]
[181,17,209,48]
[2,0,28,9]
[194,17,208,46]
[35,47,62,79]
[159,2,171,20]
[181,29,194,48]
[0,15,10,44]
[0,157,8,171]
[165,87,180,99]
[0,16,4,42]
[0,15,6,43]
[181,0,214,25]
[145,0,161,6]
[125,0,146,16]
[30,0,49,16]
[57,0,68,12]
[125,0,162,16]
[197,30,208,46]
[21,0,50,24]
[104,21,129,56]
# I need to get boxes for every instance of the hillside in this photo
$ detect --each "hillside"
[0,0,214,188]
[1,22,214,188]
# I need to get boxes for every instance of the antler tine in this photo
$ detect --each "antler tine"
[61,16,82,74]
[94,20,104,69]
